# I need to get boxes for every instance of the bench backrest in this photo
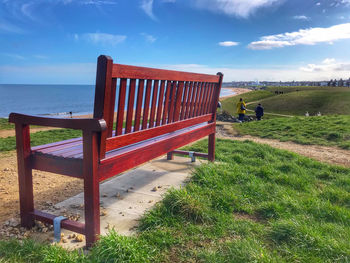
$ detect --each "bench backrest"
[93,55,223,159]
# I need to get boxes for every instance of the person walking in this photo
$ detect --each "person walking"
[236,98,246,122]
[255,103,264,120]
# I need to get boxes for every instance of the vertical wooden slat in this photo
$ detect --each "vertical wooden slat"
[116,78,127,136]
[180,82,189,120]
[194,82,203,117]
[189,82,198,118]
[198,82,206,116]
[173,81,184,122]
[142,80,152,129]
[208,83,216,113]
[149,80,159,128]
[156,80,165,126]
[107,78,117,137]
[15,123,35,228]
[185,82,194,119]
[199,82,207,115]
[201,82,210,115]
[204,83,213,114]
[125,79,136,133]
[162,81,171,125]
[134,79,144,132]
[167,81,177,124]
[93,55,113,159]
[83,130,100,247]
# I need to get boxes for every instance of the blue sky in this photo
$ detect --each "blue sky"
[1,0,350,84]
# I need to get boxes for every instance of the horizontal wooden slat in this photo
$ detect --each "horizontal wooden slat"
[105,114,212,151]
[31,154,83,178]
[99,122,215,181]
[32,210,85,234]
[112,64,220,82]
[31,137,81,151]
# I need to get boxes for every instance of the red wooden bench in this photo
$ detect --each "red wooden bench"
[9,55,223,247]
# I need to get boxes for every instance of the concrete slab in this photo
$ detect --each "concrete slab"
[44,155,205,249]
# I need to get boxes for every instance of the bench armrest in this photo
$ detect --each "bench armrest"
[9,113,107,132]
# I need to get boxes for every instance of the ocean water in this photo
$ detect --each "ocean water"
[0,84,235,118]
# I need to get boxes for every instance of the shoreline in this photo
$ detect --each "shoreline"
[0,88,252,120]
[219,87,251,99]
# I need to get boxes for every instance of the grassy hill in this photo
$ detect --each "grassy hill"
[235,115,350,150]
[1,139,350,262]
[222,86,350,116]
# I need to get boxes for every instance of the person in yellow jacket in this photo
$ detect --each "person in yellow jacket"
[236,98,246,122]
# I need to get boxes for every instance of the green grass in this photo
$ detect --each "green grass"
[0,129,82,152]
[1,139,350,262]
[0,118,14,130]
[250,89,350,116]
[221,86,350,117]
[234,115,350,150]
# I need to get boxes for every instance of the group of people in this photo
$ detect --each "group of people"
[236,98,264,121]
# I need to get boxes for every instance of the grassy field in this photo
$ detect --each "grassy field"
[222,86,350,117]
[234,115,350,150]
[0,118,14,130]
[1,139,350,262]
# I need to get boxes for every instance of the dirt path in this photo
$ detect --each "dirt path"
[0,151,83,224]
[216,122,350,168]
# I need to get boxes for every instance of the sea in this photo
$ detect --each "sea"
[0,84,235,118]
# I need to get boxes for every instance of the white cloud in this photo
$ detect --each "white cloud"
[78,33,126,45]
[248,23,350,50]
[140,0,157,21]
[316,2,321,6]
[293,15,310,20]
[300,58,350,72]
[218,41,239,47]
[323,58,336,64]
[21,2,37,20]
[141,33,156,43]
[192,0,282,18]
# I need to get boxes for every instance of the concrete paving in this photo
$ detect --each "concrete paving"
[48,155,205,249]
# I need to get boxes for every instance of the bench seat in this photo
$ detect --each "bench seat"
[30,122,214,181]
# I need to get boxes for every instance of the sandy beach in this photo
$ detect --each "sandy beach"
[220,87,251,99]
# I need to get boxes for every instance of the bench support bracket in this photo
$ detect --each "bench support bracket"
[53,216,68,242]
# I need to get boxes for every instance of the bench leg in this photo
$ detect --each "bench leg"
[208,133,215,162]
[167,152,173,160]
[18,162,35,228]
[84,175,100,248]
[83,131,100,248]
[15,124,35,228]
